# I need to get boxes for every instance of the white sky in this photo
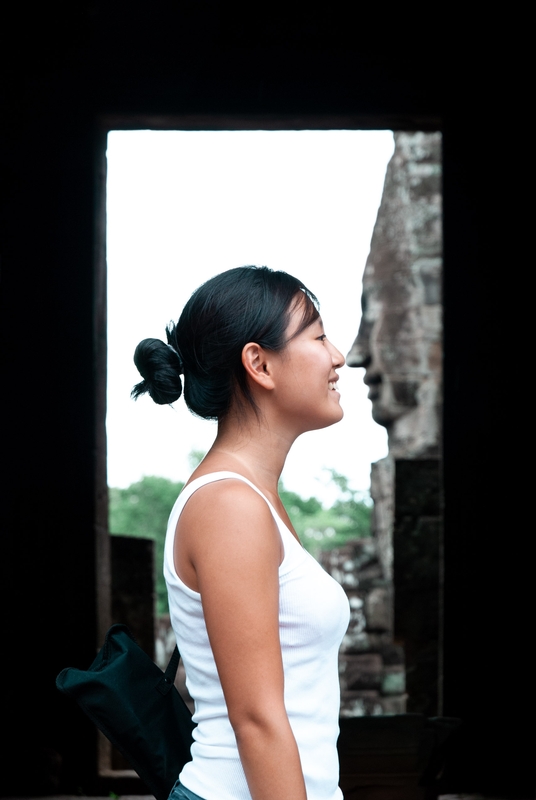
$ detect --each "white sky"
[106,130,394,506]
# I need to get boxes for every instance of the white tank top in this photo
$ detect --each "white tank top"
[163,471,350,800]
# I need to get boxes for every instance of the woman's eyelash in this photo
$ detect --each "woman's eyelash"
[317,334,327,342]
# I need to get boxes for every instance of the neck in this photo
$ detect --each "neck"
[199,408,298,498]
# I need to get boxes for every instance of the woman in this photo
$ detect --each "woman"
[132,266,350,800]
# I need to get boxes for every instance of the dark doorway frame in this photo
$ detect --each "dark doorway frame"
[96,115,443,784]
[3,8,527,790]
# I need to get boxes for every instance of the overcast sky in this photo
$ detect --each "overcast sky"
[106,129,394,505]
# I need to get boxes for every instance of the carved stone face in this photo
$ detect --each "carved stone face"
[348,254,422,427]
[347,132,442,456]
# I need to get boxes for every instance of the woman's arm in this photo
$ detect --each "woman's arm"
[175,479,308,800]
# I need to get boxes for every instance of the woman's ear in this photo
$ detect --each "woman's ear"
[241,342,275,390]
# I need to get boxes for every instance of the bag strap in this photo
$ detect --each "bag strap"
[157,645,181,696]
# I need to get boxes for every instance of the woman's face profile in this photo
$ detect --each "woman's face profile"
[268,298,345,435]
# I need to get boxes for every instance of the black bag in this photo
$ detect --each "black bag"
[56,623,195,800]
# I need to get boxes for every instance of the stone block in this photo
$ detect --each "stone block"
[379,694,408,715]
[352,563,384,592]
[377,641,405,665]
[319,539,380,591]
[382,665,406,695]
[365,586,391,632]
[155,613,176,667]
[341,613,367,653]
[341,629,371,654]
[340,653,383,691]
[340,690,383,718]
[394,458,440,716]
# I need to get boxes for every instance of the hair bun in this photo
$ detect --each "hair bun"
[131,337,183,405]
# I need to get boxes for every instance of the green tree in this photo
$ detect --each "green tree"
[280,469,371,559]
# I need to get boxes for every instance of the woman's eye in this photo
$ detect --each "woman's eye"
[317,334,327,342]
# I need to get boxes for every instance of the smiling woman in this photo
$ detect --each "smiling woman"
[106,129,393,504]
[132,266,350,800]
[264,309,345,436]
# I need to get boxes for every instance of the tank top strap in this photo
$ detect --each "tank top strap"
[166,471,305,575]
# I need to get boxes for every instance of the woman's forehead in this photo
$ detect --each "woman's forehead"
[286,303,323,336]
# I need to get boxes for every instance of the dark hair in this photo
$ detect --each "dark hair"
[132,266,319,419]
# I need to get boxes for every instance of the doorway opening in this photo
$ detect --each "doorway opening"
[102,128,442,727]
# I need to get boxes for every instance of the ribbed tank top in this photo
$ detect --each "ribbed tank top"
[163,471,350,800]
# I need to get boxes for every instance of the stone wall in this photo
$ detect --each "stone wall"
[319,542,406,716]
[393,460,441,716]
[332,131,443,716]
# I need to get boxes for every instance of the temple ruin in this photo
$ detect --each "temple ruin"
[323,131,443,717]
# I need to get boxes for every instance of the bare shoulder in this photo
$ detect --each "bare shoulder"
[181,476,274,526]
[177,477,282,569]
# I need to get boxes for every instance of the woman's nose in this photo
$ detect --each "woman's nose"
[329,340,346,368]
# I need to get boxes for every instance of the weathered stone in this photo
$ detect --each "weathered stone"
[155,612,177,668]
[381,665,406,696]
[342,630,400,657]
[364,586,391,633]
[351,562,384,591]
[379,694,408,715]
[377,642,405,665]
[370,457,394,582]
[341,630,372,654]
[346,132,443,718]
[394,459,441,716]
[347,131,442,461]
[318,539,379,591]
[339,653,383,691]
[340,691,384,718]
[340,592,367,651]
